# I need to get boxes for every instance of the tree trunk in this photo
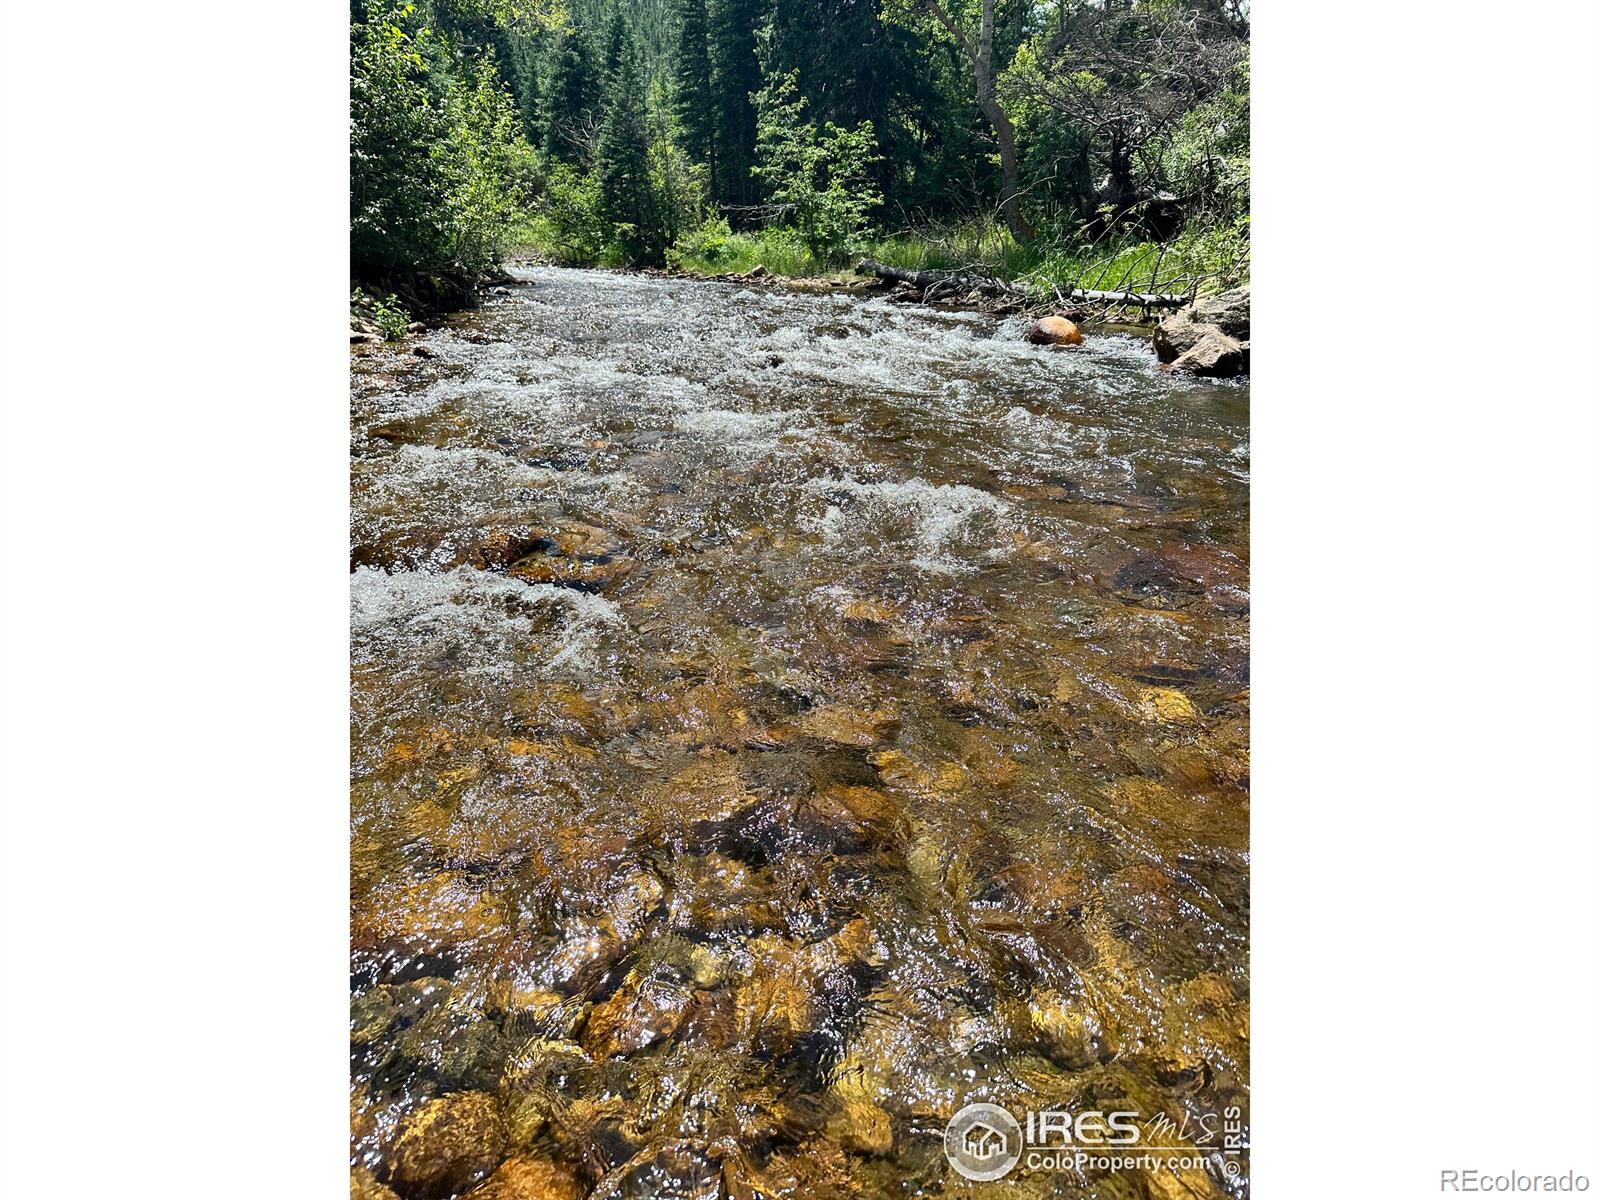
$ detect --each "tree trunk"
[976,0,1034,243]
[924,0,1035,243]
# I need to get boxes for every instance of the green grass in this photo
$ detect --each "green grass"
[504,212,1249,301]
[858,218,1249,297]
[668,228,828,277]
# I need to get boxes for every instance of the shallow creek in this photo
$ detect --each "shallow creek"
[351,266,1249,1199]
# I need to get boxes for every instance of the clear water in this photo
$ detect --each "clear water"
[351,267,1249,1199]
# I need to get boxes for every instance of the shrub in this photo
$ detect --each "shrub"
[752,70,881,261]
[371,293,412,340]
[535,163,608,263]
[669,215,736,266]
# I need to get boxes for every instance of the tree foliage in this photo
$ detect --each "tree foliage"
[351,2,535,292]
[753,69,882,259]
[352,0,1250,302]
[596,31,669,263]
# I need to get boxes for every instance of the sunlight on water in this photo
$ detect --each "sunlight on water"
[351,267,1249,1200]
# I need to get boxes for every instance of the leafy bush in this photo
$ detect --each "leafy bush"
[439,58,534,275]
[350,7,455,274]
[752,70,881,261]
[371,293,412,340]
[533,163,609,263]
[669,216,737,267]
[650,132,709,253]
[1163,50,1250,224]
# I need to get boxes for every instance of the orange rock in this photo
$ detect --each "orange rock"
[467,1155,584,1200]
[387,1091,506,1199]
[1025,315,1083,346]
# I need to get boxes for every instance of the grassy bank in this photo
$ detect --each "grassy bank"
[509,216,1250,303]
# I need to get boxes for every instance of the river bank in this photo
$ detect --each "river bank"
[505,217,1248,318]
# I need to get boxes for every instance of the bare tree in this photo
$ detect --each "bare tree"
[1006,0,1243,225]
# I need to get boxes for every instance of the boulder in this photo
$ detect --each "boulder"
[1153,309,1202,363]
[1189,285,1250,339]
[1025,315,1083,346]
[1167,328,1248,378]
[1155,285,1249,373]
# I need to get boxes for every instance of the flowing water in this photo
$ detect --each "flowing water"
[351,267,1249,1200]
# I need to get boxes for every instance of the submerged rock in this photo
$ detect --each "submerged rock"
[1137,686,1202,725]
[388,1091,506,1199]
[506,522,634,592]
[351,1167,400,1200]
[580,964,697,1058]
[796,704,901,748]
[1025,315,1083,346]
[467,1155,584,1200]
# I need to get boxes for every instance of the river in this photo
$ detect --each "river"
[351,266,1249,1200]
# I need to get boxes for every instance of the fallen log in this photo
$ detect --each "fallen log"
[1059,286,1190,308]
[855,259,1190,309]
[856,259,1023,299]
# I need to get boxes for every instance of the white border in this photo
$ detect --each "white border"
[0,1,1595,1195]
[1253,0,1600,1193]
[1,1,349,1194]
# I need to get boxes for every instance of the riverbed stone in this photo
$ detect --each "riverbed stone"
[796,703,901,748]
[581,964,697,1058]
[1153,309,1201,361]
[1137,685,1202,724]
[1155,285,1249,375]
[388,1091,507,1199]
[352,1166,401,1200]
[466,1155,585,1200]
[507,522,634,592]
[1189,285,1251,338]
[1025,315,1083,345]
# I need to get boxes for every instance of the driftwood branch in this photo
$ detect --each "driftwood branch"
[1063,286,1190,307]
[855,259,1190,309]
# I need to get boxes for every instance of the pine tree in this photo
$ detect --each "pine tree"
[542,28,600,162]
[596,35,666,264]
[671,0,718,196]
[602,5,630,84]
[707,0,765,213]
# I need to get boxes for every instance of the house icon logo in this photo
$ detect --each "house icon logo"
[945,1102,1023,1181]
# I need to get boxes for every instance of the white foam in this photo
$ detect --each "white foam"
[350,566,625,675]
[673,407,786,440]
[802,475,1008,573]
